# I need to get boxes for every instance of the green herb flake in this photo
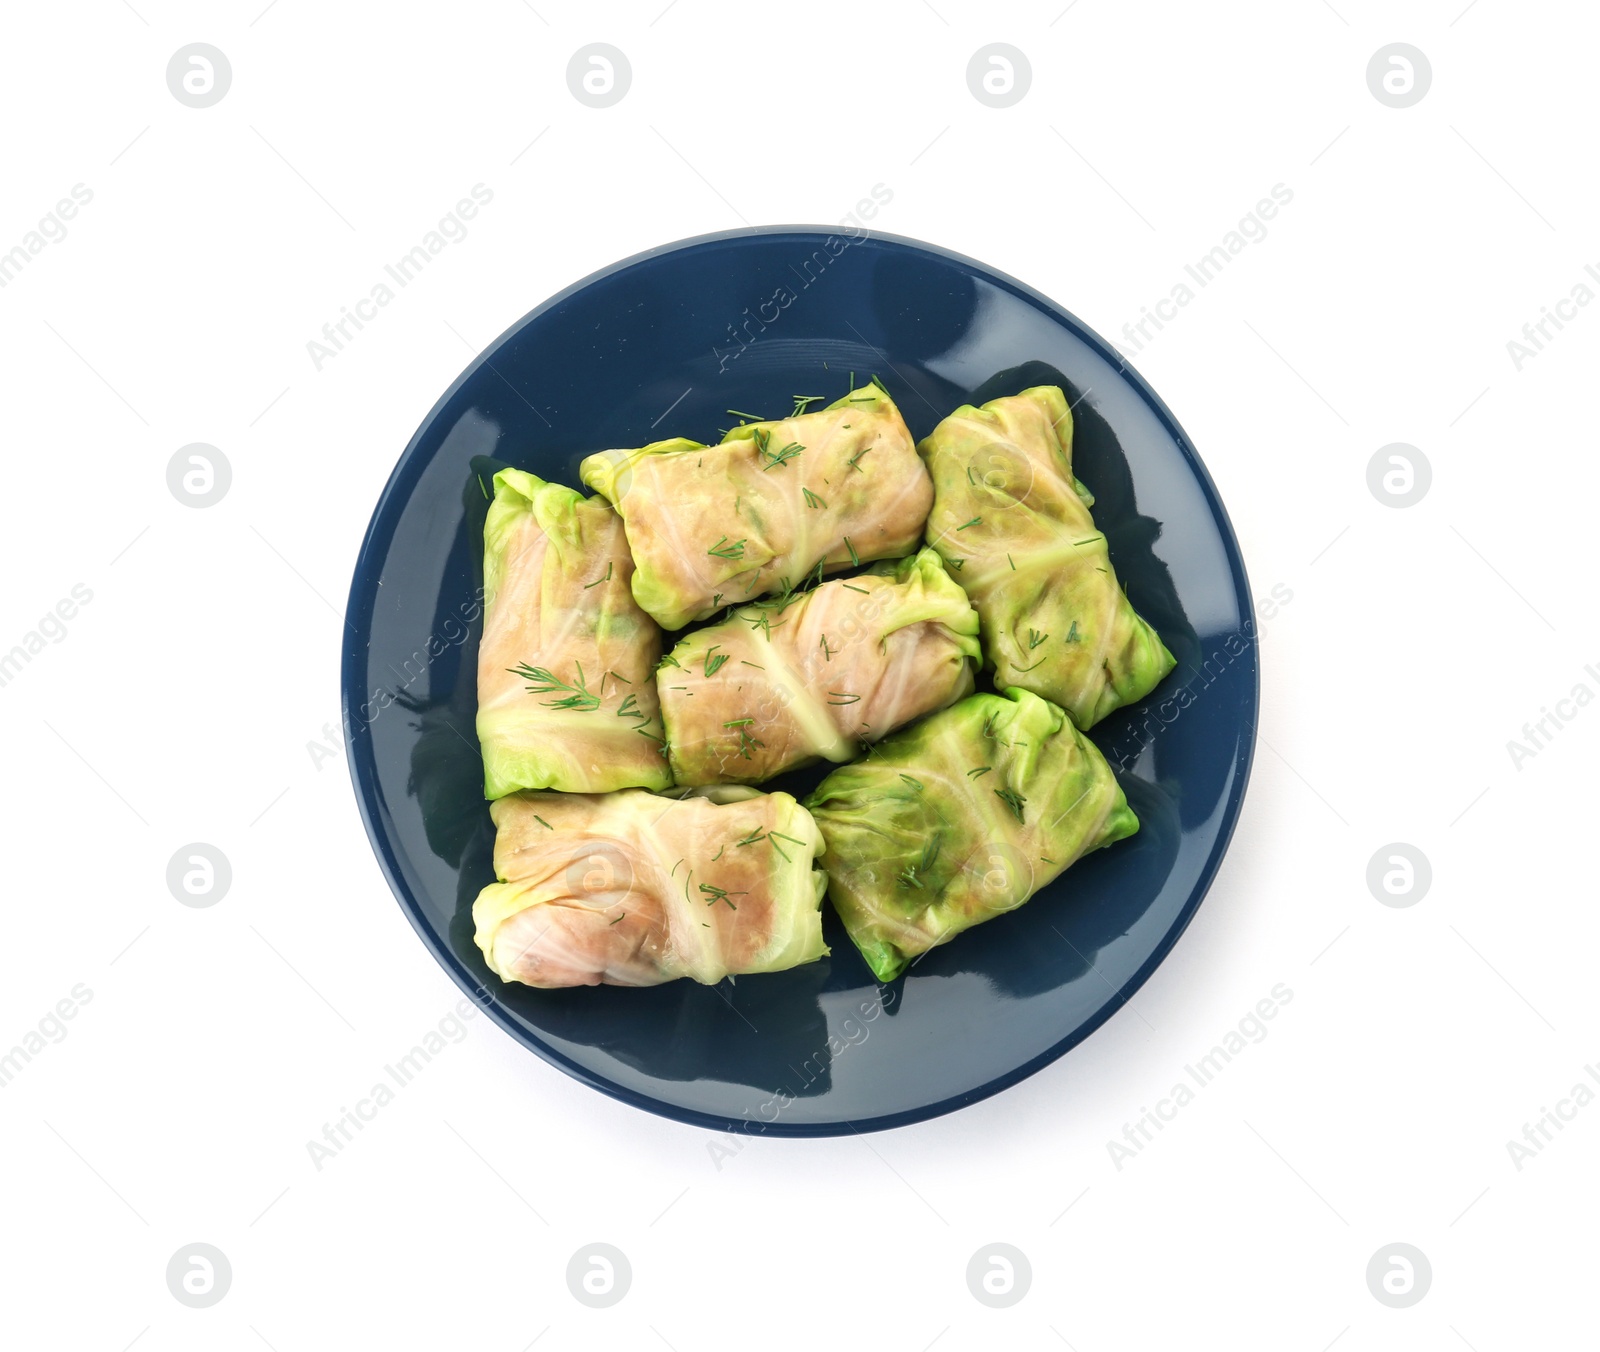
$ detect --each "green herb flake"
[802,487,826,509]
[707,535,747,560]
[582,560,613,590]
[703,646,730,678]
[994,787,1027,823]
[956,516,981,531]
[508,661,600,712]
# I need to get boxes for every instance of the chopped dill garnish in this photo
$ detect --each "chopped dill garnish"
[1013,657,1047,672]
[727,408,766,421]
[762,440,803,471]
[843,536,859,567]
[994,787,1027,823]
[711,844,725,862]
[608,670,632,684]
[477,474,490,500]
[768,831,809,863]
[740,659,765,669]
[956,517,980,531]
[532,814,553,829]
[869,374,890,396]
[1027,629,1048,649]
[509,661,600,711]
[1008,554,1016,571]
[842,583,868,594]
[656,651,682,671]
[616,693,643,720]
[1065,620,1080,643]
[820,635,836,661]
[845,446,872,472]
[827,691,861,705]
[608,912,626,925]
[707,535,747,559]
[734,826,768,848]
[948,558,965,571]
[723,718,754,727]
[792,395,824,416]
[1073,535,1104,547]
[966,465,976,485]
[582,561,613,589]
[712,592,724,608]
[802,486,825,509]
[699,883,744,911]
[967,766,991,779]
[898,774,925,792]
[703,645,730,677]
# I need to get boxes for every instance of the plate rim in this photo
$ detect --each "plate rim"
[341,224,1259,1137]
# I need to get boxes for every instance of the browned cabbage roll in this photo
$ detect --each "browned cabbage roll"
[472,787,828,988]
[578,383,932,629]
[476,468,671,798]
[658,549,980,785]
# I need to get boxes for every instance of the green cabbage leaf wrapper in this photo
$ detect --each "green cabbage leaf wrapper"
[579,385,931,630]
[658,548,980,785]
[804,687,1138,982]
[477,468,672,798]
[472,786,828,987]
[918,385,1174,728]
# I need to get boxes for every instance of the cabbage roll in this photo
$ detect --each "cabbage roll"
[804,687,1138,982]
[579,384,931,630]
[477,468,672,799]
[473,786,828,988]
[659,548,980,786]
[918,386,1175,728]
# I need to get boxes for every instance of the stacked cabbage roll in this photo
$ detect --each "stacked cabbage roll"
[805,688,1138,982]
[473,787,828,988]
[579,384,931,629]
[657,549,981,785]
[918,386,1175,728]
[477,468,671,798]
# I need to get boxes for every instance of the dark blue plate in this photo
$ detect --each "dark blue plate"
[342,227,1257,1136]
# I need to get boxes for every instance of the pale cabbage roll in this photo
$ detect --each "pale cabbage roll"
[919,386,1175,728]
[476,468,671,798]
[473,787,828,988]
[805,687,1138,982]
[658,549,980,785]
[579,384,931,630]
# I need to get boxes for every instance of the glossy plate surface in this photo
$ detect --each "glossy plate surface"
[342,227,1258,1135]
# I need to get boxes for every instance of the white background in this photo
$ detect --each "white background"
[1,1,1595,1347]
